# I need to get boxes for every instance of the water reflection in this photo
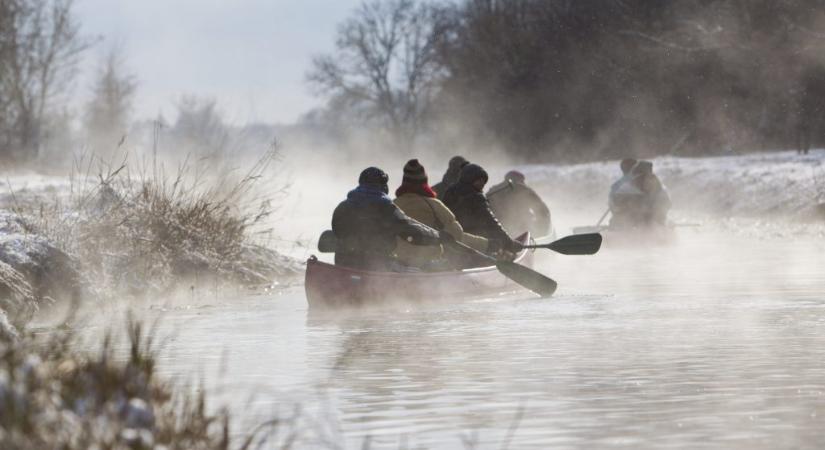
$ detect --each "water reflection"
[301,232,825,448]
[307,290,825,448]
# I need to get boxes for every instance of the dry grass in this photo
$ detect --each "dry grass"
[0,316,284,450]
[0,260,35,331]
[10,144,298,302]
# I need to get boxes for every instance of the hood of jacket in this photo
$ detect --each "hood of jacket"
[458,163,489,185]
[347,185,393,205]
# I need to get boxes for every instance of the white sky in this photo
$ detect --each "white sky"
[75,0,363,124]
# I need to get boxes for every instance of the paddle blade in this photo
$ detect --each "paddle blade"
[318,230,337,253]
[496,261,558,297]
[546,233,602,255]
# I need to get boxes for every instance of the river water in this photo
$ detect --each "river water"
[70,227,825,449]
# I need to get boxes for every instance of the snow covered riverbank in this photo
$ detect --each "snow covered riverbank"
[522,150,825,221]
[0,167,301,338]
[2,148,823,336]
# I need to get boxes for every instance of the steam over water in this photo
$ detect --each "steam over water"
[72,227,825,449]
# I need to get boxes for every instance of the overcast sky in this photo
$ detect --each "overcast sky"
[76,0,363,124]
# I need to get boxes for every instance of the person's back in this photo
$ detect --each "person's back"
[393,159,489,269]
[609,160,670,228]
[487,171,551,237]
[608,158,645,228]
[635,164,671,225]
[395,194,492,268]
[442,164,519,255]
[332,189,396,269]
[332,167,440,270]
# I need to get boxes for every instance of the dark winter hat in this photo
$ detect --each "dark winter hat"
[448,155,469,170]
[403,159,428,183]
[459,163,489,184]
[359,166,389,187]
[620,158,637,175]
[505,170,525,184]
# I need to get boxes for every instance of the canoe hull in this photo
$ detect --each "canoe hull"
[305,235,534,309]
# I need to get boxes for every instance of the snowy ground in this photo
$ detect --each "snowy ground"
[2,149,824,260]
[225,149,825,261]
[520,149,825,221]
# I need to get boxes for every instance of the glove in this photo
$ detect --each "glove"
[439,231,456,244]
[487,239,504,254]
[508,239,524,252]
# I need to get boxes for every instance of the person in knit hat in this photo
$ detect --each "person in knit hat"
[432,155,469,198]
[397,158,436,197]
[394,159,489,269]
[331,166,441,270]
[442,163,523,257]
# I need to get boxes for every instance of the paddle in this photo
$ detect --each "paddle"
[522,233,602,255]
[443,238,558,298]
[595,207,611,227]
[572,207,611,234]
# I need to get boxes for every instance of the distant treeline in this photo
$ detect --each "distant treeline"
[0,0,274,167]
[311,0,825,161]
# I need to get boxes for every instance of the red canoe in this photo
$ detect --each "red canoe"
[305,234,534,309]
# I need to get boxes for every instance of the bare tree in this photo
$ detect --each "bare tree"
[84,46,137,155]
[0,0,89,162]
[170,95,230,160]
[307,0,444,146]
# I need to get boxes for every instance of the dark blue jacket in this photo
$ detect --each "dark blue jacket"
[332,185,440,270]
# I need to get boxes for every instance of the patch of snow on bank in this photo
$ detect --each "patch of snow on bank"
[521,150,825,218]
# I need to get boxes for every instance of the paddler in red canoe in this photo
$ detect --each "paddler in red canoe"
[442,163,524,260]
[486,170,552,238]
[393,159,490,270]
[331,167,443,271]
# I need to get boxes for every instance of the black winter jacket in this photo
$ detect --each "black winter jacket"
[442,182,512,245]
[332,185,440,270]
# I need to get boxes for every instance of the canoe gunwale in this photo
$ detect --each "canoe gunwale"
[304,233,534,308]
[306,232,532,279]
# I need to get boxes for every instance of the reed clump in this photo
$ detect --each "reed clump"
[0,317,281,449]
[11,148,298,303]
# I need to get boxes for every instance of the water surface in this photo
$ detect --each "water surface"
[79,229,825,449]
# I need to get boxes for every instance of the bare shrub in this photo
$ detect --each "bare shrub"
[170,96,231,162]
[0,316,285,449]
[0,0,90,162]
[13,144,297,301]
[0,259,34,335]
[307,0,445,147]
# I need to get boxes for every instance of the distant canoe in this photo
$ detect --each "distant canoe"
[305,234,534,309]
